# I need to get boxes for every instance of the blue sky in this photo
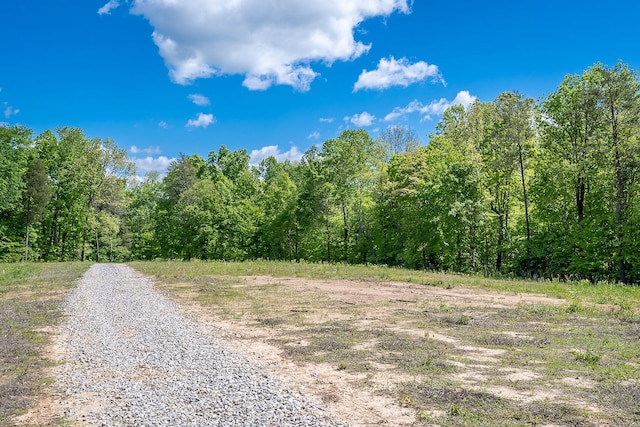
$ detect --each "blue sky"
[1,1,639,176]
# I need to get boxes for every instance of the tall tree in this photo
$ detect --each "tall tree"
[321,129,376,262]
[379,124,420,162]
[126,172,161,260]
[0,125,31,260]
[535,69,606,278]
[595,62,640,283]
[23,158,51,261]
[494,92,536,276]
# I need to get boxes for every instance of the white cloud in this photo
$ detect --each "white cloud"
[307,131,320,140]
[3,105,19,119]
[320,117,334,123]
[346,112,376,127]
[133,155,176,175]
[384,90,477,122]
[249,145,303,166]
[450,90,477,108]
[186,113,215,128]
[130,0,410,90]
[158,121,168,129]
[98,0,120,15]
[188,93,210,106]
[354,57,444,91]
[130,145,161,155]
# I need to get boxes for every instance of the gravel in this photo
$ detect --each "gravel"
[56,263,347,426]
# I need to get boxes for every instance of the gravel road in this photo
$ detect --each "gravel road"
[56,263,346,426]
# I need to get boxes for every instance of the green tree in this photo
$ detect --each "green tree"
[321,129,376,262]
[258,157,299,260]
[126,172,162,260]
[35,128,133,261]
[594,62,640,283]
[493,92,536,276]
[0,125,31,260]
[535,68,606,278]
[22,158,51,261]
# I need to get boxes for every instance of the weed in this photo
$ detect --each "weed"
[573,349,601,366]
[448,403,463,416]
[441,314,472,326]
[567,301,586,313]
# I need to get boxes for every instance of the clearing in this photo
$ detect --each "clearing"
[130,261,640,426]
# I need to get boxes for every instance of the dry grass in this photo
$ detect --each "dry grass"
[131,260,640,426]
[0,262,88,426]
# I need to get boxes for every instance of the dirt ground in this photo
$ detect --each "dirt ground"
[158,275,607,426]
[19,273,637,426]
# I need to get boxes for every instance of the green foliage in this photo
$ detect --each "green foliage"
[1,62,640,285]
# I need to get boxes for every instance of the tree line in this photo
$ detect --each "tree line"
[1,61,639,283]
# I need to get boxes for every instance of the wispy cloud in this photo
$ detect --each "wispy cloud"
[187,93,210,106]
[307,131,320,140]
[130,145,161,155]
[133,155,176,176]
[3,104,19,119]
[354,57,444,91]
[131,0,410,90]
[158,121,168,129]
[345,112,376,127]
[249,145,303,166]
[186,113,216,128]
[98,0,120,15]
[320,117,334,123]
[384,91,477,122]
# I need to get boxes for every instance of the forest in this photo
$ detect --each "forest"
[1,61,639,283]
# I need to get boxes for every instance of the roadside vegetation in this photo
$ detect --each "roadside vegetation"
[131,260,640,426]
[0,262,88,425]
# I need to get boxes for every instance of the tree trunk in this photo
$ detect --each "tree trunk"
[613,128,626,283]
[576,178,585,223]
[496,213,504,273]
[342,203,348,262]
[95,230,100,262]
[518,148,532,277]
[24,222,30,262]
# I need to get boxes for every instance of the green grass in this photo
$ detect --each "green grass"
[0,262,89,426]
[128,259,640,311]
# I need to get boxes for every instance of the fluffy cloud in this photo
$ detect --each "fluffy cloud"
[130,0,410,90]
[249,145,303,166]
[133,155,176,175]
[186,113,216,128]
[346,112,376,127]
[384,90,477,122]
[158,121,168,129]
[98,0,120,15]
[354,57,444,91]
[188,93,210,106]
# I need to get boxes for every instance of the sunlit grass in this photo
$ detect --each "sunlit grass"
[128,259,640,312]
[0,262,89,425]
[130,259,640,426]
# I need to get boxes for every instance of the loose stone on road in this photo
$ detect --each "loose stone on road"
[55,263,345,426]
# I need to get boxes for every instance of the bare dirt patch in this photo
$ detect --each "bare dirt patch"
[145,272,639,426]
